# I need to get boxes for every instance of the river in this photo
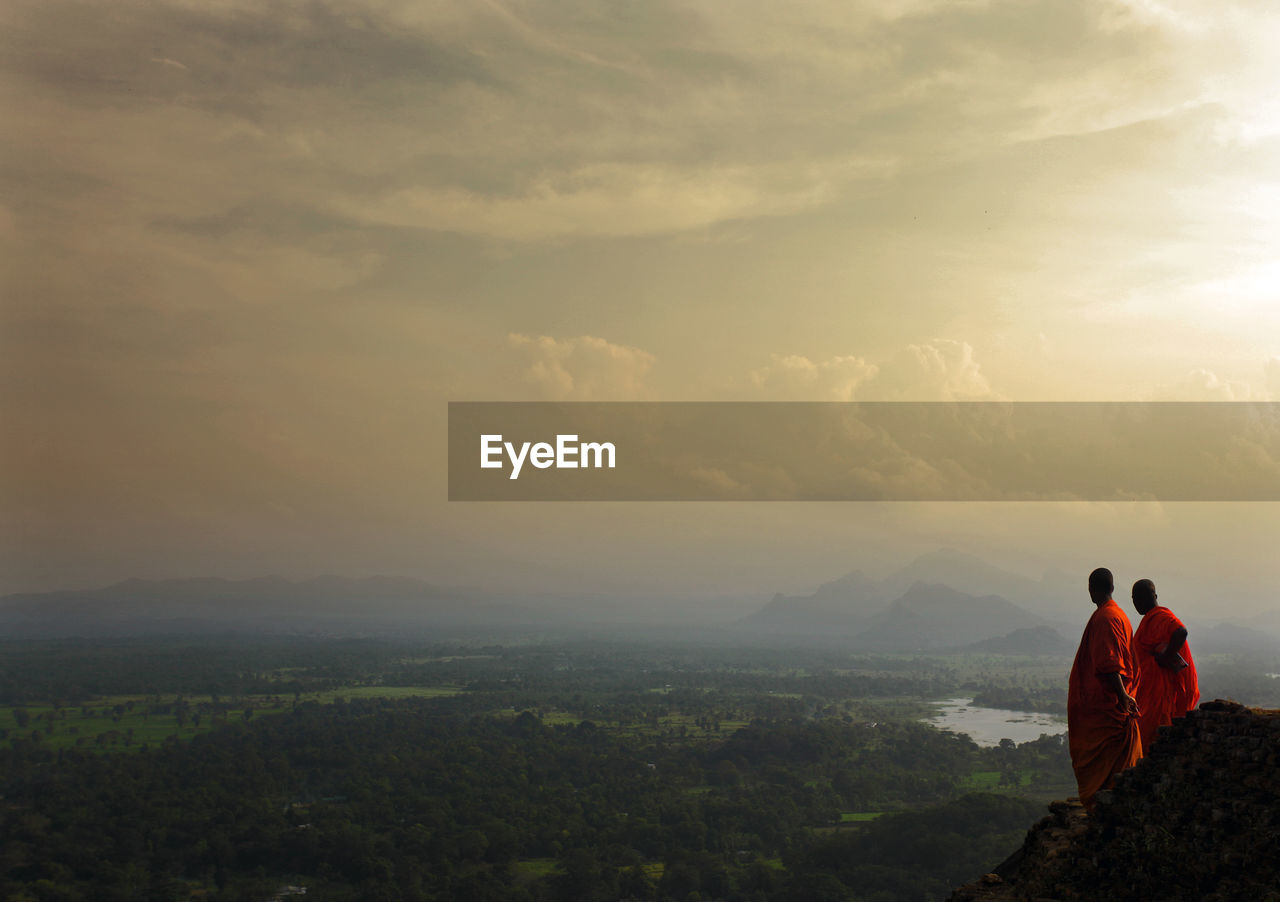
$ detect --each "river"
[925,697,1066,747]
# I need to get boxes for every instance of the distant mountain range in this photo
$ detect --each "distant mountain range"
[737,569,889,637]
[736,549,1079,649]
[738,578,1062,652]
[876,549,1078,620]
[737,549,1280,652]
[853,582,1050,651]
[4,549,1277,652]
[0,575,538,638]
[961,625,1073,655]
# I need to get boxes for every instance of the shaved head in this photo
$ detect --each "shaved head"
[1132,578,1157,615]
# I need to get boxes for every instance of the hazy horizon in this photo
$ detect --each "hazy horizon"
[7,542,1279,631]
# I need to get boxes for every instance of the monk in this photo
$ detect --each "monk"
[1130,578,1199,754]
[1067,567,1142,811]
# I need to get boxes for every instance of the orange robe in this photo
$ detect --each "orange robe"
[1132,605,1199,753]
[1068,599,1143,811]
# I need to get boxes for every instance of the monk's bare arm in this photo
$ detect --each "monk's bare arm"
[1156,627,1189,669]
[1100,670,1140,714]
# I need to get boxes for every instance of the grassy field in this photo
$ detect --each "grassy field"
[491,707,751,742]
[307,686,463,702]
[514,858,559,877]
[5,681,908,755]
[1,686,464,752]
[5,688,761,754]
[640,862,664,881]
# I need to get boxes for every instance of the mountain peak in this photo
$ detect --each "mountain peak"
[898,580,974,599]
[907,547,986,566]
[854,582,1044,650]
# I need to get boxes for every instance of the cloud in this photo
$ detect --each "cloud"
[1267,357,1280,397]
[506,333,656,400]
[859,339,995,401]
[749,353,879,400]
[5,0,1212,248]
[4,2,494,115]
[1152,368,1256,401]
[1150,360,1280,401]
[331,159,874,241]
[687,466,749,497]
[749,340,997,401]
[8,0,1280,594]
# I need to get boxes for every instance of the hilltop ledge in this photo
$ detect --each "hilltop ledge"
[948,700,1280,902]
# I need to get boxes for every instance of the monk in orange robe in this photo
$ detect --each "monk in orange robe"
[1068,567,1142,812]
[1131,579,1199,754]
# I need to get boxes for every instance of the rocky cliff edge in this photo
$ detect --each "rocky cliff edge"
[948,700,1280,902]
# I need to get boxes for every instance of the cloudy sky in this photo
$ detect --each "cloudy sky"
[4,0,1280,614]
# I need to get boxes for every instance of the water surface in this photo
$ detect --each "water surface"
[925,697,1066,747]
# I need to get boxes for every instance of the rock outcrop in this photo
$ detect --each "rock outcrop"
[948,700,1280,902]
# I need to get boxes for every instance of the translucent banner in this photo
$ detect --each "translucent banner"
[448,402,1280,501]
